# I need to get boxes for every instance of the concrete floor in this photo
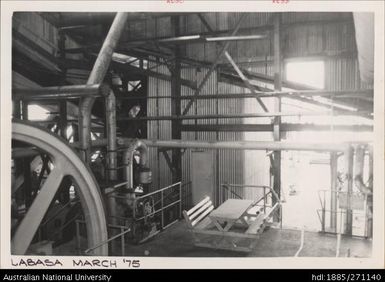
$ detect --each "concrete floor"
[113,221,372,258]
[53,220,372,257]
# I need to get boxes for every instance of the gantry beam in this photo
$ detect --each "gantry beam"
[182,14,247,115]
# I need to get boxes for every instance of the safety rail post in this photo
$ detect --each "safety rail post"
[161,189,164,229]
[179,182,182,219]
[321,190,326,233]
[263,186,266,213]
[75,220,80,255]
[120,226,125,256]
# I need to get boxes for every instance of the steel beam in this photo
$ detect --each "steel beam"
[113,62,197,89]
[197,13,269,112]
[219,66,317,91]
[182,14,247,115]
[224,51,269,112]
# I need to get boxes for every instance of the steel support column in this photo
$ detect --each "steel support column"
[272,13,282,222]
[171,15,182,183]
[330,152,338,232]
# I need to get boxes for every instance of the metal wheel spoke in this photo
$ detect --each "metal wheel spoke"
[11,168,64,254]
[12,121,108,255]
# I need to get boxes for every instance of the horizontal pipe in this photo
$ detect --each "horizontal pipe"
[157,34,267,44]
[180,124,373,132]
[13,84,109,100]
[117,138,350,152]
[71,138,108,148]
[12,147,40,158]
[206,34,266,42]
[117,89,373,100]
[117,111,365,121]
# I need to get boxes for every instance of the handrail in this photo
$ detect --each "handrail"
[84,227,131,255]
[133,182,182,230]
[76,219,131,255]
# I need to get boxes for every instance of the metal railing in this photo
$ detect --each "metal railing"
[75,182,183,254]
[75,219,130,256]
[133,182,182,230]
[317,189,370,237]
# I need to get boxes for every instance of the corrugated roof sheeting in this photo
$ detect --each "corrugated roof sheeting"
[281,12,352,24]
[127,19,147,40]
[13,12,58,53]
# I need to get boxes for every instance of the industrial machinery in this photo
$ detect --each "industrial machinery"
[10,13,166,256]
[9,11,374,257]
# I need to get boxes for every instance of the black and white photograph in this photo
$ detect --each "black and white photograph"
[1,0,384,270]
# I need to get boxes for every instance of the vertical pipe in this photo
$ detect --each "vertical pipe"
[367,145,373,238]
[330,152,338,232]
[354,145,365,181]
[21,100,28,120]
[105,91,117,181]
[343,146,354,235]
[78,12,128,162]
[123,140,149,189]
[59,100,67,139]
[13,99,22,119]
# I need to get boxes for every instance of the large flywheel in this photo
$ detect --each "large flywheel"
[11,121,108,255]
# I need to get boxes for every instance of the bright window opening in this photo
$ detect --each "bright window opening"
[27,105,50,120]
[285,60,325,89]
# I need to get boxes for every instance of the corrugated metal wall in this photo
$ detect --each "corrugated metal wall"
[130,12,368,207]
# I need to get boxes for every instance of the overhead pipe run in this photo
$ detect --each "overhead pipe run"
[78,12,128,163]
[13,84,109,100]
[117,138,350,153]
